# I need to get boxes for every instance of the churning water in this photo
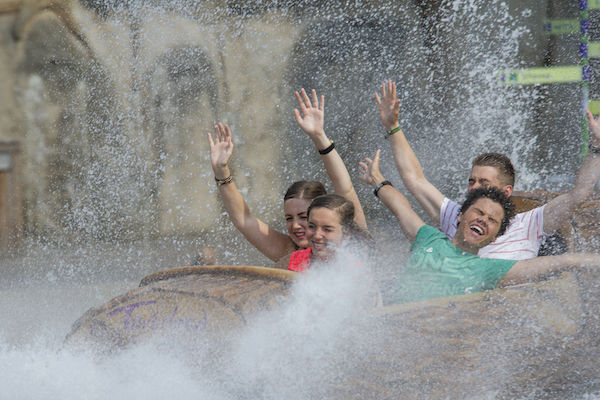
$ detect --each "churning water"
[2,0,599,398]
[0,250,378,400]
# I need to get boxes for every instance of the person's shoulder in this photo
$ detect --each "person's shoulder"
[273,252,293,270]
[440,198,461,229]
[415,225,446,241]
[517,204,545,216]
[442,197,457,206]
[508,204,545,228]
[440,197,459,212]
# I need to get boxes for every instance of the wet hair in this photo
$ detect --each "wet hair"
[284,180,327,202]
[472,153,515,187]
[459,187,516,237]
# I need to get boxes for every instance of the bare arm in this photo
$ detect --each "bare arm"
[294,88,367,229]
[273,253,292,270]
[376,80,445,224]
[358,150,425,242]
[543,110,600,233]
[497,253,600,287]
[208,123,296,262]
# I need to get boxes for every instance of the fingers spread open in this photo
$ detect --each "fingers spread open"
[294,91,306,112]
[375,93,381,106]
[586,109,594,123]
[300,88,312,108]
[293,108,302,124]
[311,89,318,109]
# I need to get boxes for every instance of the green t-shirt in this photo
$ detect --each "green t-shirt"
[387,225,517,304]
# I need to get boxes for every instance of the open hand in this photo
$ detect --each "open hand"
[207,123,233,174]
[294,88,325,140]
[358,149,385,187]
[375,80,400,131]
[586,110,600,146]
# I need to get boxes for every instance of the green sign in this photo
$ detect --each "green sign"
[500,66,582,85]
[590,42,600,58]
[543,19,579,35]
[590,100,600,115]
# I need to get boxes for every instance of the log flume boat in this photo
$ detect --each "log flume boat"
[65,265,600,399]
[65,193,600,398]
[66,266,295,351]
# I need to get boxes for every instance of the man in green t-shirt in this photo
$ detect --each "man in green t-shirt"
[389,224,516,303]
[359,150,600,304]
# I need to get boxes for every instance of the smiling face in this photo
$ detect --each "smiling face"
[453,198,505,254]
[306,207,344,260]
[284,197,312,248]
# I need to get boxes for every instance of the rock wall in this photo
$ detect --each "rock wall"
[0,0,592,245]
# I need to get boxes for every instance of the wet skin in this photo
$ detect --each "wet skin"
[284,198,312,248]
[453,198,505,254]
[468,165,511,197]
[306,207,344,260]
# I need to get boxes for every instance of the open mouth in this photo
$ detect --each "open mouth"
[294,231,306,240]
[312,240,327,250]
[469,224,484,236]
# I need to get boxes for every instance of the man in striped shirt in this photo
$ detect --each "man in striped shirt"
[359,151,600,303]
[375,80,600,261]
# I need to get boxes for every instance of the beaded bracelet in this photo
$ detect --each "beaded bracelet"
[589,143,600,154]
[215,175,233,186]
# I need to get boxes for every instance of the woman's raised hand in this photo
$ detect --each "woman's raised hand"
[207,122,233,177]
[294,88,326,142]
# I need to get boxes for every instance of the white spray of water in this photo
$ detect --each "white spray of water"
[6,1,600,398]
[224,253,376,398]
[0,249,379,399]
[0,337,218,400]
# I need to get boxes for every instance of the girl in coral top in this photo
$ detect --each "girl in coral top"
[275,194,381,307]
[275,194,371,272]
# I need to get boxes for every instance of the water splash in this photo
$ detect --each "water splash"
[4,0,599,398]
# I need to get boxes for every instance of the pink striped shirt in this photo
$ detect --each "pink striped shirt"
[439,197,546,260]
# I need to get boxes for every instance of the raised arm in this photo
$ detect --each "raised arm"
[294,88,367,229]
[543,110,600,233]
[376,80,445,224]
[208,123,296,262]
[359,150,425,242]
[498,253,600,287]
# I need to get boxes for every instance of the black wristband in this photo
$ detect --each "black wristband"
[589,142,600,154]
[374,180,392,197]
[318,140,335,155]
